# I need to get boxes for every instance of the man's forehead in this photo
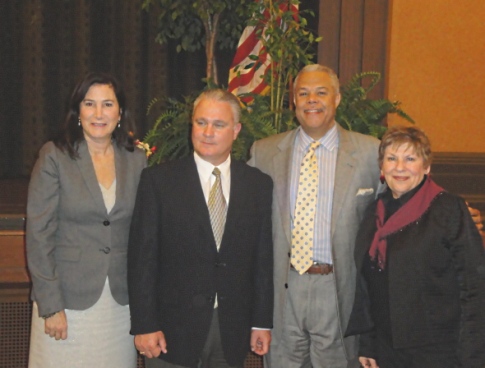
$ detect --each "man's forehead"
[194,117,229,123]
[296,85,330,90]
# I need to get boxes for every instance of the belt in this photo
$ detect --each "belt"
[291,263,333,275]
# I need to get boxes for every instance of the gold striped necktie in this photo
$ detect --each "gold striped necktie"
[208,167,226,250]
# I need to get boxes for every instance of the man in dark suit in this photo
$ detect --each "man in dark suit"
[128,89,274,368]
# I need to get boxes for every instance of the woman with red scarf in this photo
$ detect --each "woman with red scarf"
[346,126,485,368]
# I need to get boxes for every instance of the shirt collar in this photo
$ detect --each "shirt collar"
[297,123,339,152]
[193,151,231,181]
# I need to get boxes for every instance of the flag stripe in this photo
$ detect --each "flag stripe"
[228,2,299,101]
[230,27,260,67]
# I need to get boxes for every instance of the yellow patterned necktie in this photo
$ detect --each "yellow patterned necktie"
[208,168,226,251]
[291,141,320,274]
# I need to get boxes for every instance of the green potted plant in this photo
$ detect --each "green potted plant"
[139,0,413,164]
[142,0,251,84]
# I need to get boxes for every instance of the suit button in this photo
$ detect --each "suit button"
[285,283,288,289]
[208,296,215,304]
[99,247,110,254]
[103,220,110,226]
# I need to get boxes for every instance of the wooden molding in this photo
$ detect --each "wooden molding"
[431,152,485,212]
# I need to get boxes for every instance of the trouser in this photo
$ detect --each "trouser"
[145,309,243,368]
[264,269,359,368]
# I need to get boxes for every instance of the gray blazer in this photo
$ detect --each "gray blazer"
[26,140,146,317]
[248,125,381,360]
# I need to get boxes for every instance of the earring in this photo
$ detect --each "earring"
[78,117,81,126]
[117,120,121,128]
[379,174,385,184]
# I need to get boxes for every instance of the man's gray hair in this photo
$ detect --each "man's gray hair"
[294,64,340,94]
[193,89,241,123]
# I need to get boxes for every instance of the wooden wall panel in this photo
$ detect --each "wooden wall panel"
[318,0,389,99]
[338,0,365,85]
[318,0,342,73]
[362,0,389,99]
[431,153,485,212]
[0,231,29,286]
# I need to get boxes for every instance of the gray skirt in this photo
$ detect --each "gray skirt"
[28,278,136,368]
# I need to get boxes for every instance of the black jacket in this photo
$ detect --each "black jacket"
[128,156,274,367]
[347,191,485,367]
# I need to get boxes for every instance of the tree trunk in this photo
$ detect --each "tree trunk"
[203,13,220,84]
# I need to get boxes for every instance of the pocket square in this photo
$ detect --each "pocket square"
[356,188,374,196]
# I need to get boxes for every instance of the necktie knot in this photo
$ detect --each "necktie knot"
[307,141,320,157]
[302,141,320,166]
[309,141,320,151]
[212,167,221,178]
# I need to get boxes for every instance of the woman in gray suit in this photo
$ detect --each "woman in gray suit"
[27,72,146,367]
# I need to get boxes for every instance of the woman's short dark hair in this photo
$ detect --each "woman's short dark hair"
[54,72,135,158]
[378,125,432,169]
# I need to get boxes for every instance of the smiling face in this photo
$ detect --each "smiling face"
[191,98,241,166]
[79,83,121,144]
[294,70,341,140]
[381,143,430,198]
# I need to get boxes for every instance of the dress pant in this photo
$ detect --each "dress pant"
[267,269,358,368]
[145,309,243,368]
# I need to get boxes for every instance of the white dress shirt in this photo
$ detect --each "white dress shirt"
[194,152,231,206]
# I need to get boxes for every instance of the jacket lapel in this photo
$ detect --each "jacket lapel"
[273,130,297,245]
[331,126,358,237]
[75,140,107,215]
[183,156,218,255]
[111,144,131,216]
[221,161,241,252]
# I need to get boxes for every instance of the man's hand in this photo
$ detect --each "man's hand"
[467,205,483,233]
[359,356,379,368]
[44,310,68,340]
[250,329,271,356]
[135,331,167,359]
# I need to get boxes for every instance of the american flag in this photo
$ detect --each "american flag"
[228,2,298,103]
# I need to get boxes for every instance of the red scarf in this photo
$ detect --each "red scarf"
[368,176,445,269]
